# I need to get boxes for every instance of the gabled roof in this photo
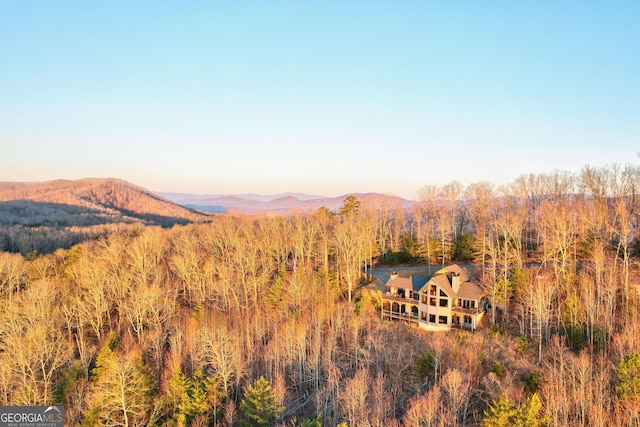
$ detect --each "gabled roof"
[443,264,470,282]
[411,275,430,292]
[427,274,455,296]
[420,264,482,300]
[377,264,483,299]
[456,281,483,300]
[433,264,470,283]
[382,273,430,292]
[386,275,413,290]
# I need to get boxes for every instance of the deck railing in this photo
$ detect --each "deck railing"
[382,310,419,323]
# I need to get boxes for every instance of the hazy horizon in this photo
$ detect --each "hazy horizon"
[2,2,638,200]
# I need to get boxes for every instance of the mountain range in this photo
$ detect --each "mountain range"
[158,191,415,213]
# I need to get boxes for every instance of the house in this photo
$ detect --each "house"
[380,264,487,331]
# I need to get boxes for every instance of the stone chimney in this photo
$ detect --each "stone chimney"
[451,272,461,294]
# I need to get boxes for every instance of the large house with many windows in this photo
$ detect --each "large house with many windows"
[379,264,487,331]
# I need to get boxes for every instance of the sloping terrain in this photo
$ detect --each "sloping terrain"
[0,178,212,254]
[0,178,210,227]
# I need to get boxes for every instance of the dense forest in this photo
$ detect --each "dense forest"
[1,163,640,426]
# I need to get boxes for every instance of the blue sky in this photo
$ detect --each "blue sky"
[1,2,638,199]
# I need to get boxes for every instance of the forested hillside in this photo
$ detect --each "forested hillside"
[0,164,639,426]
[0,178,211,254]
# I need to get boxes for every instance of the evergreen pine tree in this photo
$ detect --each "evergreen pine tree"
[617,352,640,402]
[240,376,283,427]
[187,370,211,417]
[482,393,549,427]
[91,331,119,381]
[518,393,550,426]
[482,396,519,427]
[166,367,189,426]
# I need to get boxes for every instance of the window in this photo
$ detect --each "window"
[421,312,427,321]
[429,298,436,306]
[439,289,448,297]
[439,298,448,307]
[421,295,428,304]
[462,299,477,309]
[430,285,437,296]
[438,316,448,325]
[429,314,436,323]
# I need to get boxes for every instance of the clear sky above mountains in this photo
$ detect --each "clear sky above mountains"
[1,1,638,199]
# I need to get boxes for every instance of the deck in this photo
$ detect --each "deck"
[381,309,419,323]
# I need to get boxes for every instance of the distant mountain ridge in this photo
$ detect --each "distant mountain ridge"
[159,191,415,213]
[160,191,325,203]
[0,178,209,227]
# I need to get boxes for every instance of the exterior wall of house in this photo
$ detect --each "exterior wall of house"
[380,266,485,331]
[417,286,452,330]
[474,311,485,328]
[383,293,482,331]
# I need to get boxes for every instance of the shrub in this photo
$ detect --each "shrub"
[491,361,505,380]
[515,335,530,353]
[379,250,413,265]
[524,371,540,395]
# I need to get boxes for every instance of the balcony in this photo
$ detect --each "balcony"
[382,309,419,323]
[382,292,419,304]
[451,322,474,331]
[451,305,478,315]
